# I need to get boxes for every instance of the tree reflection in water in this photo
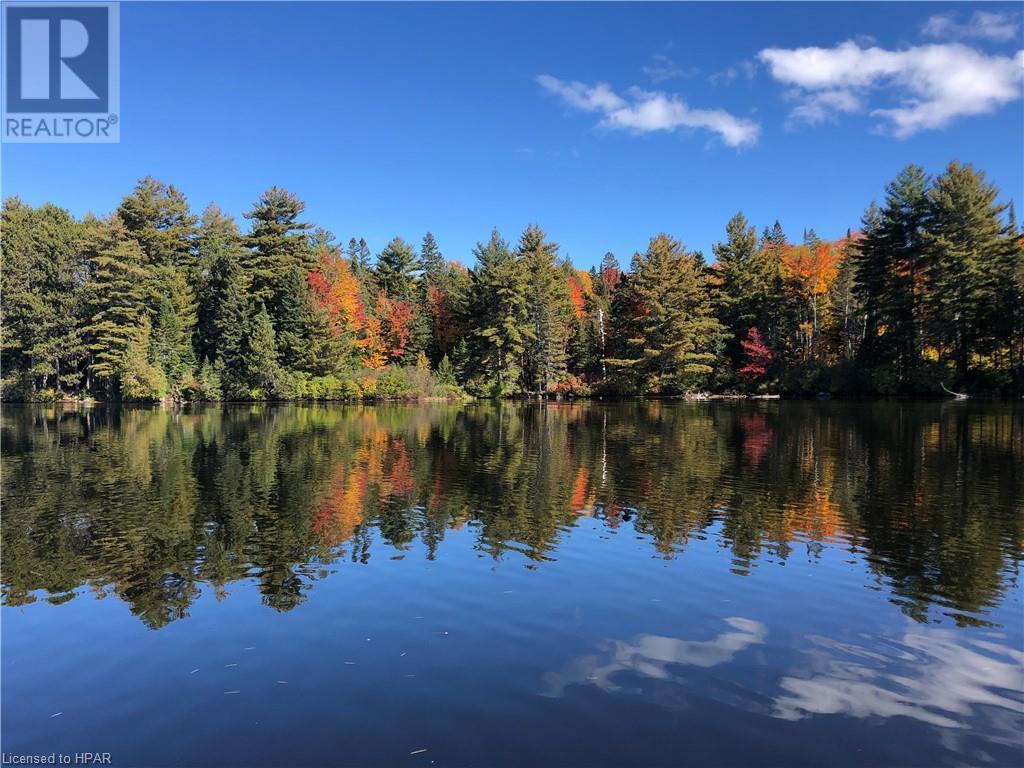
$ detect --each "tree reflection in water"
[2,401,1022,630]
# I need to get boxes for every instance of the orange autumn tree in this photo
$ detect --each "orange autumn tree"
[308,250,387,369]
[781,242,840,360]
[567,272,589,320]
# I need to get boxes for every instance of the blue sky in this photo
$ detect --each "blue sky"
[3,2,1022,268]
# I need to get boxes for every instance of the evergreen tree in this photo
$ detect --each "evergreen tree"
[346,237,373,279]
[244,187,314,317]
[853,165,930,387]
[713,211,762,373]
[519,225,571,392]
[436,354,456,385]
[466,229,531,394]
[245,305,281,396]
[373,236,429,364]
[1000,206,1024,384]
[117,177,197,270]
[922,162,1014,382]
[117,177,199,368]
[81,218,156,397]
[151,294,194,399]
[591,252,621,380]
[276,265,314,371]
[607,234,724,393]
[118,313,167,401]
[375,237,420,302]
[827,232,863,361]
[756,221,790,353]
[195,205,246,364]
[0,199,88,395]
[420,232,444,285]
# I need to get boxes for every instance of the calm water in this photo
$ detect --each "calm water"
[2,402,1023,767]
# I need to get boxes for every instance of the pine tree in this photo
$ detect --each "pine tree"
[151,294,193,399]
[276,265,315,371]
[346,237,373,279]
[118,313,167,401]
[436,354,456,385]
[208,239,253,397]
[117,177,197,270]
[923,162,1014,383]
[195,205,246,364]
[755,221,790,354]
[420,232,444,285]
[713,212,761,373]
[519,225,571,392]
[244,187,314,316]
[375,237,420,302]
[827,232,862,360]
[81,218,156,397]
[853,165,930,387]
[466,229,531,393]
[0,199,88,395]
[372,237,430,363]
[1000,205,1024,383]
[245,304,281,396]
[607,234,725,393]
[117,177,199,367]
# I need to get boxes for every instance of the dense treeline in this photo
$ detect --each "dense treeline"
[2,161,1021,401]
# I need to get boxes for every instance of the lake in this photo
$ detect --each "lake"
[2,401,1022,767]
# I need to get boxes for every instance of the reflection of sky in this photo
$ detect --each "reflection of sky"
[773,628,1024,745]
[542,617,767,697]
[544,617,1024,750]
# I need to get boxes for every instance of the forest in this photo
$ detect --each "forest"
[1,161,1021,401]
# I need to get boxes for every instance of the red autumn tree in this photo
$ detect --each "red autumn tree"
[379,294,414,363]
[739,327,773,380]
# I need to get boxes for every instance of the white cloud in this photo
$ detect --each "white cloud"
[758,41,1024,136]
[922,11,1020,43]
[536,75,625,113]
[537,75,760,148]
[643,54,697,84]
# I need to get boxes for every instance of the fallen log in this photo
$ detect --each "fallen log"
[941,382,970,400]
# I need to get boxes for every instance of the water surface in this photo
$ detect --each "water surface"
[3,402,1023,767]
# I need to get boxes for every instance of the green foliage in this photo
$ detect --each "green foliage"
[437,354,456,385]
[118,314,168,401]
[4,166,1020,402]
[922,162,1016,382]
[853,165,930,387]
[713,211,765,379]
[376,237,420,302]
[466,229,531,394]
[519,225,571,392]
[0,199,88,396]
[607,234,725,393]
[244,187,314,313]
[194,358,223,401]
[81,218,156,394]
[852,162,1021,392]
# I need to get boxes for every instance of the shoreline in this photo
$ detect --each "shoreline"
[4,393,1016,406]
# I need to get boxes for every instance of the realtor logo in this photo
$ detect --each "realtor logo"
[3,2,119,142]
